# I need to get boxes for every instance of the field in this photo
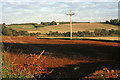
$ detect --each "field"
[2,36,120,79]
[7,25,35,31]
[38,37,120,41]
[6,23,119,34]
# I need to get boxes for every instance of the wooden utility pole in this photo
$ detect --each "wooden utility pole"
[67,10,74,40]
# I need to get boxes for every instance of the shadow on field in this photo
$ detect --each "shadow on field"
[46,61,120,79]
[2,42,120,79]
[3,42,120,60]
[37,38,120,43]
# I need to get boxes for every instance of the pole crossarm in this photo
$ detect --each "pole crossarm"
[66,14,75,16]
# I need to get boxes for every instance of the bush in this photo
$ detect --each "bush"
[2,23,12,36]
[2,52,34,79]
[46,29,119,37]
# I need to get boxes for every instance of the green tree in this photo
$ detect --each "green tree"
[50,21,57,25]
[94,29,101,36]
[77,31,84,37]
[2,23,12,36]
[49,31,53,35]
[105,20,109,23]
[18,31,29,36]
[107,19,120,25]
[100,29,108,36]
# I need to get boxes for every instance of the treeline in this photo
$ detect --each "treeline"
[41,21,57,26]
[7,23,45,28]
[8,23,38,25]
[46,29,120,37]
[34,21,58,28]
[2,23,41,36]
[8,21,90,26]
[106,19,120,26]
[59,22,90,24]
[8,21,58,28]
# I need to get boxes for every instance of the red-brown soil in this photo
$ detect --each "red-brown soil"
[2,36,120,79]
[2,36,120,47]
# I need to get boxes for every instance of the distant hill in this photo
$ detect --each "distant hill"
[6,23,119,34]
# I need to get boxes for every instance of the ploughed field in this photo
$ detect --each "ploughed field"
[2,36,120,79]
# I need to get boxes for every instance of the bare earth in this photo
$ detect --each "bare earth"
[2,36,120,79]
[2,36,119,46]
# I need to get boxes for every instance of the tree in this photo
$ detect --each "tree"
[50,21,57,25]
[2,23,12,36]
[41,22,50,26]
[105,20,109,23]
[18,30,29,36]
[83,30,90,36]
[100,29,108,36]
[106,19,120,25]
[90,32,95,37]
[10,29,18,36]
[94,29,101,36]
[77,31,84,37]
[2,23,6,27]
[49,31,53,35]
[114,19,119,25]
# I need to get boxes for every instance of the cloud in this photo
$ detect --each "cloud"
[0,2,2,24]
[1,1,118,24]
[1,0,120,2]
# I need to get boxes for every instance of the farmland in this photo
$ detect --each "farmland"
[2,36,120,79]
[7,25,35,31]
[6,23,119,34]
[2,1,120,79]
[37,37,120,41]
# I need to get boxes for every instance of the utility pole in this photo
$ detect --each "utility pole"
[67,10,74,40]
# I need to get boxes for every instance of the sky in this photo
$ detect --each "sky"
[0,0,119,24]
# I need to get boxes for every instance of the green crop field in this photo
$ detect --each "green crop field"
[7,25,35,30]
[6,23,119,34]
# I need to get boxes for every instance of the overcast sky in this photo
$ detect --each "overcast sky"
[0,0,119,24]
